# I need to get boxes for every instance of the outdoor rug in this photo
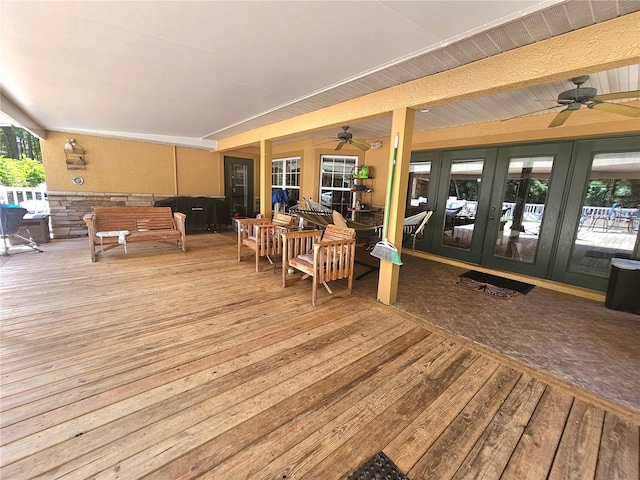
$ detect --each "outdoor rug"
[456,270,535,298]
[585,250,630,260]
[348,451,409,480]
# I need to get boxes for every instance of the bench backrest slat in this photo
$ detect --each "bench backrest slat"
[93,207,175,232]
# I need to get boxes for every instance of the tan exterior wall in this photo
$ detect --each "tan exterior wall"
[40,131,231,238]
[41,131,223,196]
[175,146,219,196]
[270,139,387,207]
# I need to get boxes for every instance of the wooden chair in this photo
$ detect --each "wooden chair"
[281,225,356,306]
[236,214,294,272]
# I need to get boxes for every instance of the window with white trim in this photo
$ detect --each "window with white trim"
[271,156,300,211]
[320,155,357,216]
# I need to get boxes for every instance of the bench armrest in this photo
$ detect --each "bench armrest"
[173,212,187,252]
[173,212,186,234]
[83,214,95,233]
[83,214,97,262]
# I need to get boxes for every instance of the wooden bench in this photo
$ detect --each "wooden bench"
[281,225,356,306]
[83,207,186,262]
[236,213,294,272]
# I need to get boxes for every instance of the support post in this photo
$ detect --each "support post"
[377,108,415,305]
[260,139,273,219]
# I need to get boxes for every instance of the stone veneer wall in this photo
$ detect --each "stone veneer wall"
[48,191,171,238]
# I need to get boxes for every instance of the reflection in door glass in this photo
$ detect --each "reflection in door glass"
[407,162,430,216]
[231,164,248,217]
[570,152,640,277]
[493,157,553,264]
[442,159,483,249]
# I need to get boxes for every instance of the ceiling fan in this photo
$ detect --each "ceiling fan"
[316,126,370,151]
[543,75,640,127]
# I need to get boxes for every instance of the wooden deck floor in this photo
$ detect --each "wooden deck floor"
[1,234,638,479]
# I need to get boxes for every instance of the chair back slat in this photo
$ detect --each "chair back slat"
[321,225,356,242]
[280,225,356,306]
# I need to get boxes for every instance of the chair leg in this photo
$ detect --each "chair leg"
[312,278,318,306]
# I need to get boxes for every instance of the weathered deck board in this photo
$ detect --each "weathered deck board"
[0,234,638,479]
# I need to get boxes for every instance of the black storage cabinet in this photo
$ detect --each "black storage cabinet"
[605,258,640,314]
[154,196,231,233]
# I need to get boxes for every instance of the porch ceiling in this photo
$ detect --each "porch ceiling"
[1,1,639,149]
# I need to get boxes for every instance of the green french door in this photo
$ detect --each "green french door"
[427,143,572,278]
[551,137,640,291]
[414,136,639,290]
[481,143,572,277]
[430,148,498,264]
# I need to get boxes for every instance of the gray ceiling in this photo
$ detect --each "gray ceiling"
[1,0,639,149]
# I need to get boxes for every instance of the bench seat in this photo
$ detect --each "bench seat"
[83,207,186,262]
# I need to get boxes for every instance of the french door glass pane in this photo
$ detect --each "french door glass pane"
[569,152,640,276]
[493,157,553,264]
[442,159,483,249]
[407,162,430,215]
[231,164,248,216]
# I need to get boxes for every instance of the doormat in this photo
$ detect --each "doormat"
[455,276,519,299]
[585,250,630,260]
[458,270,535,295]
[348,452,409,480]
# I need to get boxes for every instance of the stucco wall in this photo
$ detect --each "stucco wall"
[41,131,221,195]
[41,132,230,237]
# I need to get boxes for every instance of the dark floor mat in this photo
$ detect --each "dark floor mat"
[459,270,535,295]
[348,451,409,480]
[585,250,630,259]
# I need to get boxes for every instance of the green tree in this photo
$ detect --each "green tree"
[0,127,44,187]
[0,126,41,161]
[0,156,45,186]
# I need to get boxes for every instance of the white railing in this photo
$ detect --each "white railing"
[0,185,50,214]
[434,200,638,222]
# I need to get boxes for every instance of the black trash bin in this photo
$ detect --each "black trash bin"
[605,258,640,314]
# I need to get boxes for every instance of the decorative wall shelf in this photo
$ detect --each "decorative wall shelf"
[65,140,86,170]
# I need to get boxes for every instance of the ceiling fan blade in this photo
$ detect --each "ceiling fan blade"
[589,101,640,118]
[548,109,574,128]
[335,141,344,151]
[593,90,640,101]
[351,140,370,151]
[314,140,338,147]
[501,104,563,122]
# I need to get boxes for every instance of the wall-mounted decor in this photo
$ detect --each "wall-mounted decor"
[64,139,86,170]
